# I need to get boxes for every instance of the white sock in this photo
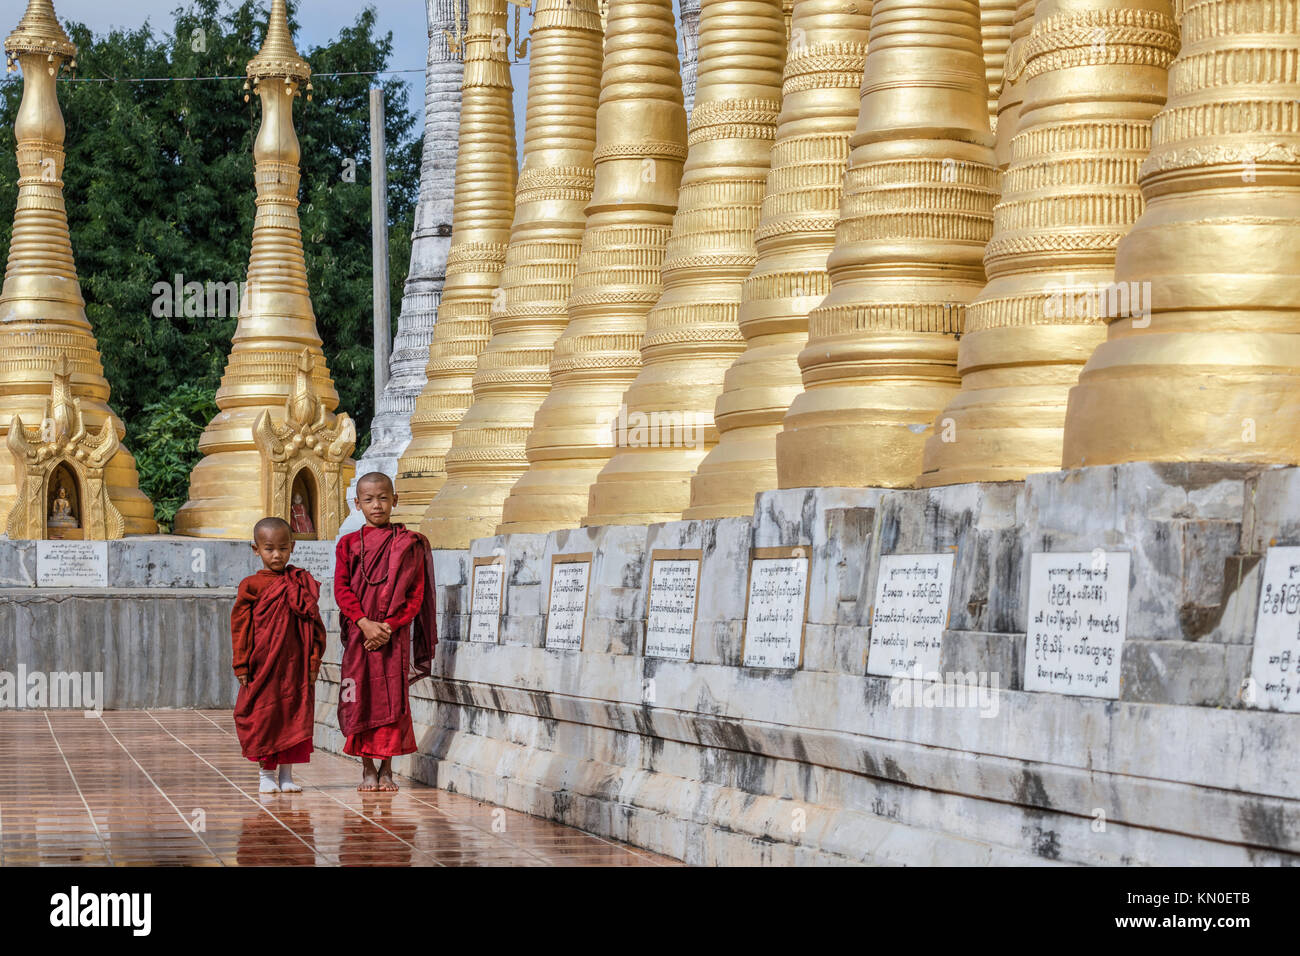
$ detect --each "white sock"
[258,768,280,793]
[278,764,303,792]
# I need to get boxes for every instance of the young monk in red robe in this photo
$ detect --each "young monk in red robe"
[231,517,327,794]
[335,472,437,792]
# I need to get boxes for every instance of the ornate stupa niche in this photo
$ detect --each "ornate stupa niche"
[584,0,787,526]
[0,0,156,536]
[497,0,687,535]
[775,0,998,490]
[918,0,1179,487]
[6,356,126,540]
[253,351,355,542]
[393,0,517,526]
[1062,0,1300,467]
[421,0,603,548]
[173,0,355,538]
[685,0,873,520]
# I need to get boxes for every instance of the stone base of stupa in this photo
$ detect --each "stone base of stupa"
[4,461,1299,864]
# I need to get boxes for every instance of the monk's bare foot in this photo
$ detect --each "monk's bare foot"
[358,761,379,792]
[377,762,398,792]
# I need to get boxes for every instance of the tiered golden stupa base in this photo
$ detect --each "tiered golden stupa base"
[917,0,1179,487]
[684,0,873,519]
[421,0,603,548]
[393,0,517,527]
[1060,0,1300,469]
[776,0,998,492]
[582,0,787,527]
[497,0,687,535]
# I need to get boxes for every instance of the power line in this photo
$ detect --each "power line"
[0,67,432,85]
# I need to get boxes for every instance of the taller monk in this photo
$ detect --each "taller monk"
[334,472,437,791]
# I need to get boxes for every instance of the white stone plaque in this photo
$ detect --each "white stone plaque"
[1023,551,1130,699]
[742,550,809,669]
[291,540,336,589]
[469,560,505,644]
[545,557,590,650]
[644,551,700,660]
[867,552,955,677]
[36,540,108,588]
[1249,545,1300,712]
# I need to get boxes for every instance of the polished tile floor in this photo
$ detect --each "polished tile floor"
[0,710,680,867]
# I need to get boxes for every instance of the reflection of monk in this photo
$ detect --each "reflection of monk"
[49,484,78,528]
[237,805,318,866]
[290,492,314,535]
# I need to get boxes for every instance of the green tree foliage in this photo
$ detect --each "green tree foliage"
[0,0,419,524]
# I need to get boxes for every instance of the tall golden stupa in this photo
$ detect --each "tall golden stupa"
[918,0,1179,487]
[0,0,155,537]
[992,0,1036,170]
[497,0,687,535]
[392,0,517,525]
[776,0,998,490]
[583,0,787,526]
[684,0,873,519]
[980,0,1017,131]
[174,0,355,538]
[1063,0,1300,467]
[420,0,603,548]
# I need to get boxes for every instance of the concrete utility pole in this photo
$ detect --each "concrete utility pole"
[370,87,391,409]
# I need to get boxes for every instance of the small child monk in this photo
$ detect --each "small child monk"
[232,516,327,794]
[335,473,437,792]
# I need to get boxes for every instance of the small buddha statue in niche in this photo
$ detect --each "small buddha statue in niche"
[290,491,315,535]
[48,483,79,528]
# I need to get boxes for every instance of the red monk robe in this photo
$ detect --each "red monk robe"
[231,567,327,766]
[334,523,437,758]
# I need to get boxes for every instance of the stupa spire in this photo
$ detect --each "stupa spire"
[174,1,354,537]
[0,0,155,535]
[393,0,517,525]
[776,0,998,490]
[497,0,687,534]
[420,0,604,547]
[584,0,788,525]
[686,0,874,519]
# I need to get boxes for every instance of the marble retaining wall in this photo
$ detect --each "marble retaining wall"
[0,538,337,710]
[312,462,1300,865]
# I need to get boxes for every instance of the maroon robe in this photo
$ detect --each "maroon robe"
[231,567,326,761]
[334,524,437,742]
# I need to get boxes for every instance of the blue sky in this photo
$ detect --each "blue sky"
[41,1,689,149]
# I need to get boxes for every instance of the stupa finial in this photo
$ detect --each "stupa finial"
[247,0,310,83]
[5,0,76,67]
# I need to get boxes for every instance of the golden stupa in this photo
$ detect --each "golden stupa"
[980,0,1017,131]
[776,0,998,490]
[918,0,1179,487]
[393,0,517,525]
[0,0,155,537]
[583,0,787,526]
[420,0,603,548]
[174,0,355,538]
[497,0,687,535]
[685,0,873,520]
[1063,0,1300,467]
[993,0,1037,170]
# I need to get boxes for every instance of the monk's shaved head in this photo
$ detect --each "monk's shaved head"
[253,515,292,543]
[356,472,394,494]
